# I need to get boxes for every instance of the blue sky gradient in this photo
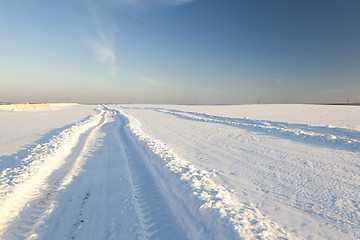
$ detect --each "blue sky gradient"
[1,0,359,104]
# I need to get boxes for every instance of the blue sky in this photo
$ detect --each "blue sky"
[1,0,359,104]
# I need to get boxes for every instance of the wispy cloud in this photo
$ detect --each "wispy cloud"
[85,0,119,76]
[106,0,194,14]
[84,0,192,75]
[87,40,118,76]
[274,78,281,86]
[139,77,166,86]
[110,0,194,7]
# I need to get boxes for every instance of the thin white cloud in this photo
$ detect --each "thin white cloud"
[139,77,166,86]
[107,0,194,14]
[85,0,119,76]
[274,78,281,86]
[321,89,336,94]
[84,0,192,75]
[110,0,194,7]
[150,0,194,6]
[87,39,118,76]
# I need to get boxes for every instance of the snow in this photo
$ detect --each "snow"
[0,103,78,112]
[118,104,360,239]
[137,104,360,131]
[0,104,359,239]
[0,104,97,157]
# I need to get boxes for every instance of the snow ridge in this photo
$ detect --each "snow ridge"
[112,110,188,239]
[0,106,105,236]
[117,107,295,240]
[125,106,360,152]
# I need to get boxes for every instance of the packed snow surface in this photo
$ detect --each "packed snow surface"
[0,104,359,239]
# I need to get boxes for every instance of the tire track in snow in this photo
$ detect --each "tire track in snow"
[34,110,140,240]
[36,108,190,239]
[115,107,295,240]
[112,109,189,240]
[119,106,360,239]
[67,191,92,240]
[122,106,360,152]
[0,107,106,239]
[0,105,297,239]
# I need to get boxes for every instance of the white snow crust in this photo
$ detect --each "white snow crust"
[0,103,78,112]
[0,104,359,239]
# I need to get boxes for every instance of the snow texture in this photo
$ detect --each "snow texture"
[0,104,359,239]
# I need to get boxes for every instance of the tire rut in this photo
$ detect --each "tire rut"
[0,109,107,239]
[113,110,189,240]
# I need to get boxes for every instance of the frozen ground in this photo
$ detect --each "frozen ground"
[0,104,359,239]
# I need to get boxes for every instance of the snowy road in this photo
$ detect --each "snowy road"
[0,104,359,239]
[119,104,360,240]
[31,107,189,240]
[1,107,188,239]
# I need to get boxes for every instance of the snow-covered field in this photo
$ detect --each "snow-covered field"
[0,104,359,239]
[0,103,78,112]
